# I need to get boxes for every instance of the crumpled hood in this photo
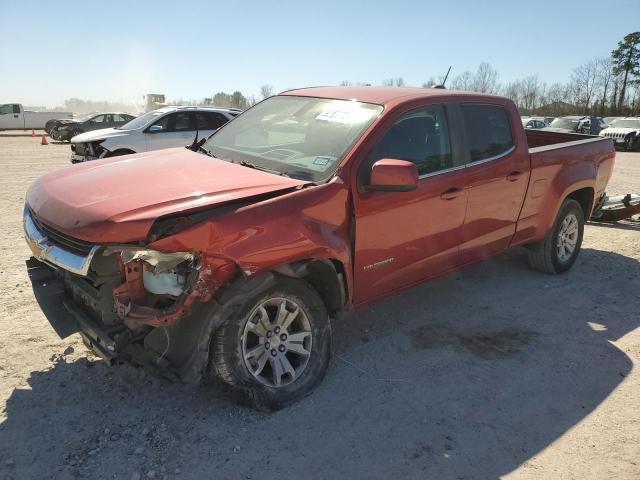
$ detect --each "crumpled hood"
[71,127,130,143]
[26,148,308,243]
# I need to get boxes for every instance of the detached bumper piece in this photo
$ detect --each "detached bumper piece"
[26,258,129,364]
[591,193,640,222]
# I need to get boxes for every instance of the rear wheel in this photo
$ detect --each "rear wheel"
[527,199,585,274]
[210,276,331,411]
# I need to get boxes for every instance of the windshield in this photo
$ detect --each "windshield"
[202,96,383,182]
[549,118,580,130]
[610,119,640,129]
[117,110,167,130]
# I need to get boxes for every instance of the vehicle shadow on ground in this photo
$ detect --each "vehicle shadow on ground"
[1,248,638,479]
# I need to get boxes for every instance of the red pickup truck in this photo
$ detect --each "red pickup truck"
[25,87,615,409]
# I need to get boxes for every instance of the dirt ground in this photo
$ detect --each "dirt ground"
[0,132,638,480]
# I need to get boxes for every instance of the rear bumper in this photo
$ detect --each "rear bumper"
[26,257,120,363]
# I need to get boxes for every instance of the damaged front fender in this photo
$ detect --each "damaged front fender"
[105,247,237,329]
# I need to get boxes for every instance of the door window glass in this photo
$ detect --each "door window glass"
[174,112,192,131]
[149,113,172,132]
[369,105,452,176]
[461,104,513,162]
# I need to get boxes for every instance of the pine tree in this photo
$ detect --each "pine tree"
[611,32,640,113]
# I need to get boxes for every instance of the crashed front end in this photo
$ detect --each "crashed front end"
[24,207,234,378]
[70,140,108,163]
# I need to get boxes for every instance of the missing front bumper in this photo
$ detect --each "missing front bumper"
[26,257,123,363]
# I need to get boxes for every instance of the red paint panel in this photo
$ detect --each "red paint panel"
[26,148,307,243]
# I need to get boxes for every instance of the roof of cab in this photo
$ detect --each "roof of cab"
[280,86,503,106]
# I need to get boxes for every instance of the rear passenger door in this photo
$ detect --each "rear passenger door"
[457,103,530,265]
[0,104,23,129]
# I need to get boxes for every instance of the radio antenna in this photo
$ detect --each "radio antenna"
[432,66,452,89]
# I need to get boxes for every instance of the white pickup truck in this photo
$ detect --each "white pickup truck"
[0,103,73,131]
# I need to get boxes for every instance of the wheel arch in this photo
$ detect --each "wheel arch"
[565,186,595,218]
[271,258,347,315]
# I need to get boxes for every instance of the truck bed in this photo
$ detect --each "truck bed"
[525,129,595,149]
[511,129,616,247]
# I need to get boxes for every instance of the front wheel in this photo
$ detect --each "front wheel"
[527,198,585,274]
[210,276,331,410]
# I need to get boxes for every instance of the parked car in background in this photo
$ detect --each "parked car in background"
[0,103,73,131]
[51,112,136,141]
[521,117,547,129]
[603,116,623,127]
[25,86,615,410]
[69,106,239,162]
[599,117,640,151]
[542,115,605,134]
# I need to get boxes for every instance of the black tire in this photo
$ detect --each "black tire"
[210,276,331,411]
[527,198,585,274]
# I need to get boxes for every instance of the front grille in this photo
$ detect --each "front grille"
[604,132,626,139]
[31,213,94,256]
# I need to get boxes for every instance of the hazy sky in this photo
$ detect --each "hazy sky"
[2,0,638,107]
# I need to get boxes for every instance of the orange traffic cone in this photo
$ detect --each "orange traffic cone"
[41,135,48,145]
[31,129,35,137]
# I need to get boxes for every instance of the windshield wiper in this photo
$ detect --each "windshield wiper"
[196,146,218,158]
[238,160,289,178]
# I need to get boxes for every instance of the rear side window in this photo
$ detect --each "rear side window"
[12,104,21,114]
[196,112,228,130]
[461,104,513,162]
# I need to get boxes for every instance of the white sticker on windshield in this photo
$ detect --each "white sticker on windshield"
[316,110,353,124]
[313,156,332,166]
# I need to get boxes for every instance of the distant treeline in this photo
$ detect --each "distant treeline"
[44,32,639,117]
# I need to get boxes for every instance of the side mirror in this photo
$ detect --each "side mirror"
[148,125,163,133]
[366,159,418,192]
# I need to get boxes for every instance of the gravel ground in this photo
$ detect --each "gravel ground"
[0,132,638,480]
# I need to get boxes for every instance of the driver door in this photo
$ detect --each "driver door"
[0,104,23,129]
[352,104,469,304]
